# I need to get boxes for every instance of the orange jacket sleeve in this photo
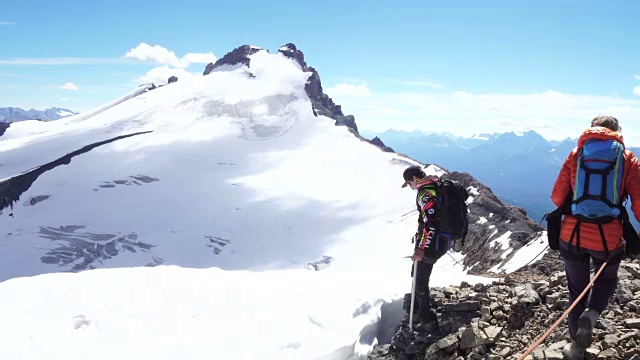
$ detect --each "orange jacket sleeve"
[551,149,577,207]
[624,151,640,223]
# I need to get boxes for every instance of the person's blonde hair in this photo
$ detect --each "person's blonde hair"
[591,115,622,133]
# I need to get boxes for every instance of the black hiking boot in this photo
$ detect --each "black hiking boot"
[400,313,421,327]
[575,308,599,348]
[415,309,439,334]
[562,340,586,359]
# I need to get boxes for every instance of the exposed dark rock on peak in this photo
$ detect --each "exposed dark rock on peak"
[369,136,394,152]
[0,122,10,137]
[203,45,263,75]
[277,43,359,134]
[140,77,176,94]
[142,83,156,93]
[278,43,307,67]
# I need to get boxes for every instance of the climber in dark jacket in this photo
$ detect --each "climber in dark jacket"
[401,165,448,332]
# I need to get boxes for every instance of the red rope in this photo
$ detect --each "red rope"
[516,261,608,360]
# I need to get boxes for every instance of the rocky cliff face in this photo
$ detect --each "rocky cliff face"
[441,170,545,274]
[0,122,10,136]
[277,43,359,132]
[370,136,395,152]
[203,45,262,75]
[370,254,640,360]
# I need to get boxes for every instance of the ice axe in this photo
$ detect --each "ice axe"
[409,258,418,331]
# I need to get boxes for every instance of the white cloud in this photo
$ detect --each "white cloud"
[125,43,218,68]
[125,43,183,68]
[635,74,640,81]
[136,66,196,85]
[180,53,217,66]
[123,44,218,86]
[0,22,14,25]
[59,82,79,91]
[325,83,370,97]
[0,44,215,69]
[634,86,640,96]
[388,79,443,89]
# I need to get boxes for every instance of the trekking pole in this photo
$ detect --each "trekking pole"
[409,259,418,331]
[446,250,464,266]
[516,261,608,360]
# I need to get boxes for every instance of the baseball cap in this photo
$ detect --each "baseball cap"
[401,166,426,188]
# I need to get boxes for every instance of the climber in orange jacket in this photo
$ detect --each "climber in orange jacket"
[551,115,640,358]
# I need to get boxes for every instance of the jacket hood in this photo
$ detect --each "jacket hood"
[577,126,625,148]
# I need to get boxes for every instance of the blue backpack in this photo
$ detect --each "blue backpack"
[571,138,625,224]
[544,137,640,257]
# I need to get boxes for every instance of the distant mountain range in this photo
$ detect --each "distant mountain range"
[0,107,77,123]
[369,129,640,225]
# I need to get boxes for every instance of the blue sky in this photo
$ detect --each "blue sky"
[1,0,640,141]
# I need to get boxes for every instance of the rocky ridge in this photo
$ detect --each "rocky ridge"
[370,254,640,360]
[442,171,545,274]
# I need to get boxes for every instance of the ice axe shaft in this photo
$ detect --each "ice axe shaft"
[409,259,418,331]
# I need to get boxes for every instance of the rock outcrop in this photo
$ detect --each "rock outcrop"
[370,136,395,152]
[441,170,545,274]
[0,122,10,136]
[277,42,396,152]
[278,43,359,133]
[203,45,262,75]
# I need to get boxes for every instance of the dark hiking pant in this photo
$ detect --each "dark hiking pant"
[559,240,623,339]
[411,259,435,322]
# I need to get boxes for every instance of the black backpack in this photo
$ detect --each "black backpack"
[435,179,470,246]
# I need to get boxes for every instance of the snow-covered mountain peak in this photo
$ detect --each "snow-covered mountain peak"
[0,45,415,282]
